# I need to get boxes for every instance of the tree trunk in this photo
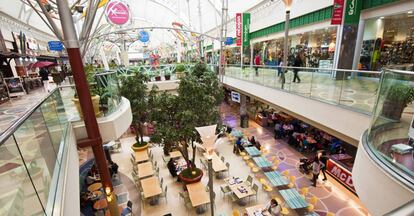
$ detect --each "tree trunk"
[191,140,197,168]
[138,122,144,143]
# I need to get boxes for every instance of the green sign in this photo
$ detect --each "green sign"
[344,0,362,25]
[242,13,250,47]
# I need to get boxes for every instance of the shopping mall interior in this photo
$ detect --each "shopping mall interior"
[0,0,413,216]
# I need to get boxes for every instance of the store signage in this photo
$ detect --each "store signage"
[139,30,150,43]
[48,41,64,51]
[344,0,362,25]
[231,91,240,103]
[225,37,233,45]
[236,13,242,46]
[326,159,356,193]
[105,0,130,25]
[242,13,250,47]
[331,0,345,25]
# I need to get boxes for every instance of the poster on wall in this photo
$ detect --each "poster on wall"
[231,91,240,103]
[242,13,250,47]
[331,0,345,25]
[105,0,130,26]
[5,78,25,97]
[326,159,356,193]
[236,13,242,46]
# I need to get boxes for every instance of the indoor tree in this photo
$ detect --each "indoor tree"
[119,70,151,147]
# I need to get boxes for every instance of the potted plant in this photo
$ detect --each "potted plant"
[154,71,162,81]
[71,64,101,118]
[381,84,414,121]
[175,63,185,79]
[164,71,171,80]
[120,70,152,152]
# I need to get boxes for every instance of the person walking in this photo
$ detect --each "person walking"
[254,54,261,76]
[319,151,328,181]
[277,57,283,77]
[312,156,322,187]
[293,54,302,83]
[39,67,50,92]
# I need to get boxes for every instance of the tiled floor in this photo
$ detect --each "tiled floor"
[110,103,371,216]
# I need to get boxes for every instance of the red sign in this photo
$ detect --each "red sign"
[326,159,356,193]
[105,0,130,25]
[236,13,242,46]
[331,0,345,25]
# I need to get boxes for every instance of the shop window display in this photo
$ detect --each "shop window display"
[360,12,414,71]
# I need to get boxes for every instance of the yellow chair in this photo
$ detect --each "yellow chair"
[274,159,280,165]
[240,152,246,156]
[232,209,240,216]
[282,170,289,177]
[262,183,273,192]
[326,212,335,216]
[259,178,267,184]
[248,162,255,168]
[243,155,250,161]
[273,197,283,206]
[307,196,319,212]
[300,187,309,198]
[288,176,296,188]
[252,166,259,173]
[271,163,278,171]
[281,207,290,215]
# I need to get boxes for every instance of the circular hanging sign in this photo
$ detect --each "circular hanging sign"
[139,31,150,43]
[105,0,130,25]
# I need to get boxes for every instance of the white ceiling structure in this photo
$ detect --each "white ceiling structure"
[1,0,264,55]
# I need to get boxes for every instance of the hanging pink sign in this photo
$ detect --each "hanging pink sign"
[105,0,130,25]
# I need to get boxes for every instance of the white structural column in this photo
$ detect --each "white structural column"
[332,25,343,74]
[352,19,366,71]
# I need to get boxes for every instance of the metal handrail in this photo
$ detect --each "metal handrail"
[0,85,74,145]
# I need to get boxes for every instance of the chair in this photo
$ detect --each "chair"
[232,209,240,216]
[243,156,250,161]
[307,196,318,212]
[262,182,273,192]
[259,178,267,184]
[155,167,160,175]
[240,152,246,157]
[130,158,137,168]
[251,166,259,173]
[150,153,154,161]
[271,163,278,171]
[281,207,290,215]
[230,193,239,203]
[252,184,259,201]
[273,197,284,207]
[220,185,231,198]
[221,156,225,162]
[288,176,296,188]
[179,192,190,202]
[247,162,255,168]
[162,155,169,165]
[225,162,230,176]
[216,151,220,156]
[326,212,335,216]
[153,161,158,168]
[131,153,136,162]
[246,175,253,186]
[140,192,147,209]
[160,186,168,203]
[300,187,309,198]
[281,170,289,177]
[205,186,209,192]
[160,177,164,188]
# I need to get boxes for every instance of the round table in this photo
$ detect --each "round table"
[93,198,108,210]
[88,182,102,192]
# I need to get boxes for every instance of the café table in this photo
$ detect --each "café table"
[279,188,309,209]
[137,161,154,179]
[93,198,108,212]
[245,204,270,216]
[203,152,228,178]
[186,182,210,214]
[228,182,254,206]
[134,150,149,163]
[224,176,243,186]
[245,146,261,157]
[252,156,272,168]
[141,176,162,205]
[264,171,289,187]
[87,182,102,192]
[169,151,182,158]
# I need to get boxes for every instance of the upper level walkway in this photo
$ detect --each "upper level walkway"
[222,66,384,146]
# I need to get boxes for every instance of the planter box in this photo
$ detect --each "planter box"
[131,142,149,152]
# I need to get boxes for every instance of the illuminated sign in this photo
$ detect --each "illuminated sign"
[105,0,130,25]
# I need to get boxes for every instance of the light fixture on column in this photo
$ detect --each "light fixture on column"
[24,57,29,62]
[105,186,113,202]
[195,124,218,216]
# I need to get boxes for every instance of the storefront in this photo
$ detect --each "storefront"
[359,12,414,71]
[252,26,337,68]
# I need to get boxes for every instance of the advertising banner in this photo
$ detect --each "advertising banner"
[331,0,345,25]
[224,37,233,45]
[236,13,242,46]
[139,31,150,43]
[105,0,130,25]
[48,41,64,51]
[231,91,240,103]
[344,0,362,25]
[326,159,356,193]
[242,13,250,47]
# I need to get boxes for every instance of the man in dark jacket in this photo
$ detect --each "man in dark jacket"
[39,67,49,92]
[293,54,302,83]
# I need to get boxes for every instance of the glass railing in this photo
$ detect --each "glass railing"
[224,65,381,114]
[0,88,69,215]
[367,68,414,187]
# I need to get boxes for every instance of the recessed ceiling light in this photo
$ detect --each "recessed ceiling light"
[408,11,413,14]
[380,16,385,19]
